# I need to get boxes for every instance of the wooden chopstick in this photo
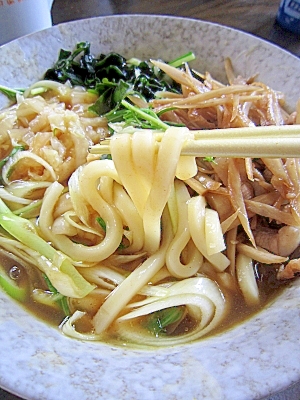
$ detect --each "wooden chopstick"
[90,125,300,158]
[180,136,299,158]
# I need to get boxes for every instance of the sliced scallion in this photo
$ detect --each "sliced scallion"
[146,306,185,336]
[0,265,28,302]
[168,51,196,68]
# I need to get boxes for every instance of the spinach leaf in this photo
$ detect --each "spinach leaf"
[44,42,182,109]
[43,43,196,129]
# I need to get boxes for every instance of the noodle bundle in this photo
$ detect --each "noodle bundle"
[0,49,299,347]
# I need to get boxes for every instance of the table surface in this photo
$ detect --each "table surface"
[1,0,300,399]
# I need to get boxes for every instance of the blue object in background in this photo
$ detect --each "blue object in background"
[277,0,300,34]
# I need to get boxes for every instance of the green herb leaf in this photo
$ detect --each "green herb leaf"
[121,100,169,130]
[203,156,216,163]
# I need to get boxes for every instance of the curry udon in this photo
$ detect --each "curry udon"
[0,45,299,347]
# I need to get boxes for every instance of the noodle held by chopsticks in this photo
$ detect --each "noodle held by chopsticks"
[90,125,300,158]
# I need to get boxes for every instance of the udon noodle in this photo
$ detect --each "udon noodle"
[0,53,299,347]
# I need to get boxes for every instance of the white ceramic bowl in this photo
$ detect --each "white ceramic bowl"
[0,15,300,400]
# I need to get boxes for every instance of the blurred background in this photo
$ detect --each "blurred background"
[51,0,300,56]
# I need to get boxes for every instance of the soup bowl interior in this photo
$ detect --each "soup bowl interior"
[0,14,300,400]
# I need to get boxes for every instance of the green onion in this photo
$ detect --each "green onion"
[30,87,48,96]
[0,265,28,302]
[0,198,95,298]
[0,85,24,101]
[0,145,25,171]
[168,51,196,68]
[146,306,185,336]
[96,216,106,231]
[96,217,128,250]
[12,199,42,218]
[43,274,70,316]
[127,57,142,66]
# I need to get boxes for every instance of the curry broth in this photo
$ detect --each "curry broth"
[0,248,292,346]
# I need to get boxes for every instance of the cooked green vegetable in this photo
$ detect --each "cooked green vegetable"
[44,42,183,99]
[0,84,23,101]
[0,265,28,302]
[1,43,195,134]
[146,306,185,336]
[96,217,128,250]
[168,51,196,68]
[121,100,170,130]
[96,216,106,232]
[0,145,25,170]
[203,156,216,163]
[0,198,95,298]
[43,42,195,127]
[12,199,42,218]
[43,274,70,316]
